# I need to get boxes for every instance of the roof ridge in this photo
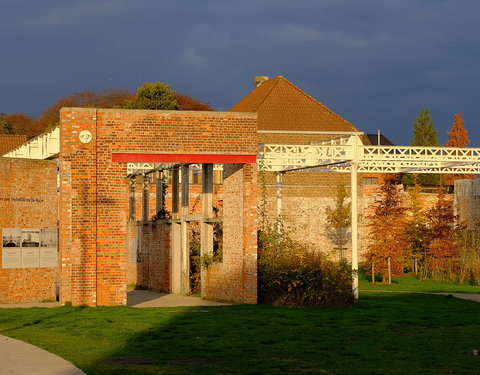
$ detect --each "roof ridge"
[252,77,281,111]
[279,76,359,131]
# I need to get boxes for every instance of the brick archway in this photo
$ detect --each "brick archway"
[59,108,258,306]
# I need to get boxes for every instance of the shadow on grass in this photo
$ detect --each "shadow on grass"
[0,294,479,375]
[76,294,480,375]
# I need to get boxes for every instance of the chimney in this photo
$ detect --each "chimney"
[254,76,269,88]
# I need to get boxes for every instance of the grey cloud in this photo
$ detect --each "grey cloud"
[1,0,480,146]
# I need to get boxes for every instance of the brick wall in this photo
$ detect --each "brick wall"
[0,158,58,303]
[455,179,480,230]
[60,108,257,306]
[127,221,171,292]
[203,163,257,303]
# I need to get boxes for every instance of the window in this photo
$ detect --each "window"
[363,177,378,186]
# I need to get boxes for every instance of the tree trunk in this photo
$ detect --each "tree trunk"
[387,257,392,284]
[372,262,375,284]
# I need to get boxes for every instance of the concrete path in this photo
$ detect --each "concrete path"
[435,292,480,303]
[360,289,480,303]
[0,291,230,309]
[0,335,85,375]
[126,290,230,307]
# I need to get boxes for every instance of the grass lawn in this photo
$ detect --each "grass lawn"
[0,292,480,374]
[359,272,480,294]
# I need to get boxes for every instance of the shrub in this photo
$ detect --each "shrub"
[258,225,354,307]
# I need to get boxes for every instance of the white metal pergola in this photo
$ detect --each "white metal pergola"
[259,135,480,299]
[5,130,480,299]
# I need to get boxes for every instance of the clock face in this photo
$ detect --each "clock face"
[79,130,93,144]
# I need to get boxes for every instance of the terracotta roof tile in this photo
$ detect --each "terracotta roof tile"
[230,76,359,132]
[0,135,27,155]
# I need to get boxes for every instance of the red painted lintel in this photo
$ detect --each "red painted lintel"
[112,153,257,164]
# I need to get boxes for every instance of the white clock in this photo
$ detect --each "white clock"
[79,130,93,144]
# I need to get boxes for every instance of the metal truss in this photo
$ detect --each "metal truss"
[5,128,480,175]
[259,137,480,174]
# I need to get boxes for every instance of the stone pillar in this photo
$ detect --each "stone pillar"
[142,175,149,222]
[201,164,214,297]
[171,167,181,294]
[129,177,136,221]
[156,171,164,216]
[180,164,190,295]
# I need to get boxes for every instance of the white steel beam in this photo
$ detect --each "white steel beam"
[259,137,480,174]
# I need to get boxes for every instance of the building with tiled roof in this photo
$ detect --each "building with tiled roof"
[230,76,398,260]
[0,135,27,156]
[230,76,364,256]
[231,76,360,145]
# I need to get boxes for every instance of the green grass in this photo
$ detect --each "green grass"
[1,293,480,374]
[359,273,480,294]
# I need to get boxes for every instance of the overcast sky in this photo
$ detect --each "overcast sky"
[1,0,479,146]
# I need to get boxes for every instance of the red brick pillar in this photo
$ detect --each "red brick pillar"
[59,109,99,306]
[241,163,258,304]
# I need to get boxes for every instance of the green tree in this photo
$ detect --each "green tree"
[402,109,441,186]
[325,185,351,256]
[0,113,13,134]
[124,82,179,110]
[410,109,438,146]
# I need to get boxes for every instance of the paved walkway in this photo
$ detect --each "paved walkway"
[126,290,230,307]
[434,292,480,303]
[360,289,480,303]
[0,335,85,375]
[0,291,230,309]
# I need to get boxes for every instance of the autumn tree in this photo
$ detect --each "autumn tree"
[420,190,463,280]
[402,109,441,186]
[174,92,213,111]
[124,82,179,110]
[19,84,211,138]
[444,113,474,185]
[365,175,408,283]
[404,183,429,274]
[325,185,351,258]
[1,113,40,138]
[37,89,135,132]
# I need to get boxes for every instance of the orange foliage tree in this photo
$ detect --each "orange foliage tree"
[444,113,475,185]
[365,175,408,282]
[405,184,429,273]
[174,92,213,111]
[36,87,213,135]
[2,113,42,139]
[37,89,135,132]
[423,190,464,280]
